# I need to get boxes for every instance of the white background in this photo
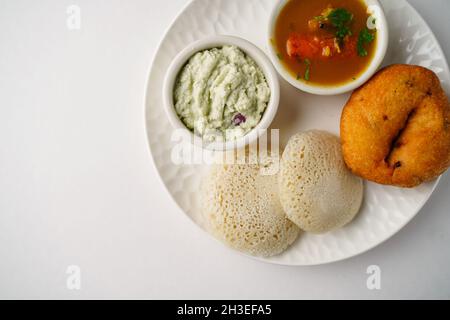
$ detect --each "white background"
[0,0,449,299]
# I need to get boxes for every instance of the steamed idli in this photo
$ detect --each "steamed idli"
[202,157,300,257]
[279,130,363,233]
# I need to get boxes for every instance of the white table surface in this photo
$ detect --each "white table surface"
[1,0,449,300]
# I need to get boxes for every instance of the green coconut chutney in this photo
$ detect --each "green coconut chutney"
[173,45,271,142]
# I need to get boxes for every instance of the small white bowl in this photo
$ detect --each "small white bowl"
[267,0,389,95]
[163,35,280,151]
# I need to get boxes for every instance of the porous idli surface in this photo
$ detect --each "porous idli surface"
[202,159,300,257]
[279,130,363,233]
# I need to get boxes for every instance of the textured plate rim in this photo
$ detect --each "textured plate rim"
[144,0,447,266]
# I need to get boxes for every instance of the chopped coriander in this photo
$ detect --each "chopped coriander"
[336,26,352,40]
[357,28,375,57]
[327,8,353,42]
[328,8,353,26]
[277,53,283,60]
[304,59,311,81]
[304,68,310,81]
[296,73,301,80]
[314,15,325,21]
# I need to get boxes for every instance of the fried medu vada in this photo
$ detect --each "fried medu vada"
[341,64,450,188]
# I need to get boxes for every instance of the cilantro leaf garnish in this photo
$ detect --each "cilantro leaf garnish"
[304,59,311,81]
[336,26,352,40]
[328,8,353,26]
[327,8,353,41]
[357,28,375,57]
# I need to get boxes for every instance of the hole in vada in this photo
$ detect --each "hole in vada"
[385,108,417,166]
[395,141,403,148]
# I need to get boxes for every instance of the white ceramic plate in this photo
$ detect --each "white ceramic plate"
[145,0,450,265]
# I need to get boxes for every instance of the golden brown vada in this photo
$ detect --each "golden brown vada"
[341,64,450,188]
